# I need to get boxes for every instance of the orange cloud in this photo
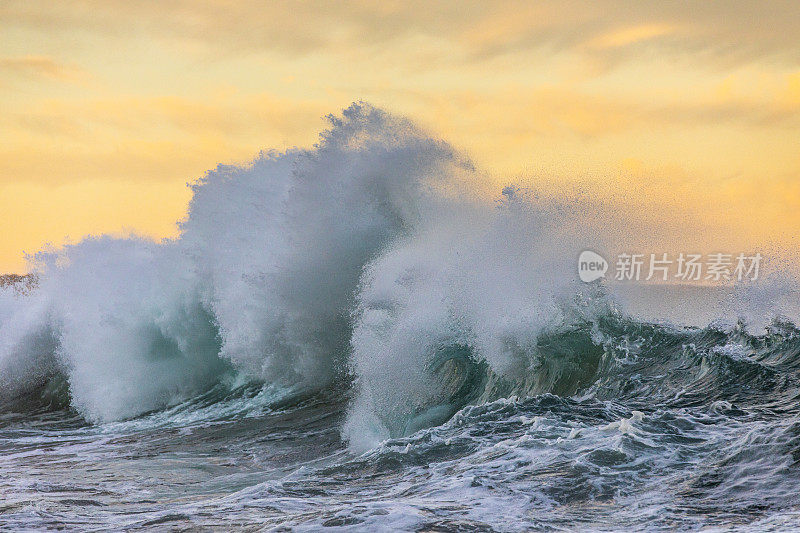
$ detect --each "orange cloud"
[0,55,83,81]
[587,24,676,50]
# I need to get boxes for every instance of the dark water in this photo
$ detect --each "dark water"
[3,312,800,531]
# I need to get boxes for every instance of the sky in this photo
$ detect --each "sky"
[1,1,799,273]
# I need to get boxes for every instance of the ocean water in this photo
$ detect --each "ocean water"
[2,103,800,531]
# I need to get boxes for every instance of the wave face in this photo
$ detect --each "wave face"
[342,187,615,449]
[2,103,800,530]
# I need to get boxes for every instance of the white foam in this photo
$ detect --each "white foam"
[1,102,798,435]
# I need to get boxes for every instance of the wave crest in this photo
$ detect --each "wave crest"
[1,102,799,450]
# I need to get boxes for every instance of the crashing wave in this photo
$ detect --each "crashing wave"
[0,103,798,453]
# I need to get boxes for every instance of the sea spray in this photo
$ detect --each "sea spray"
[179,103,470,390]
[1,102,798,439]
[343,188,619,449]
[0,103,471,422]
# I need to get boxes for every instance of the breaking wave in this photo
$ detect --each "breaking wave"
[0,102,797,452]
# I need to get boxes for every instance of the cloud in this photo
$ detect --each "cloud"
[2,1,799,66]
[0,93,332,184]
[2,93,328,142]
[1,1,798,275]
[0,55,83,81]
[586,24,676,50]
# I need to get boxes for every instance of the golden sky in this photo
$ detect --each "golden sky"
[1,1,799,273]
